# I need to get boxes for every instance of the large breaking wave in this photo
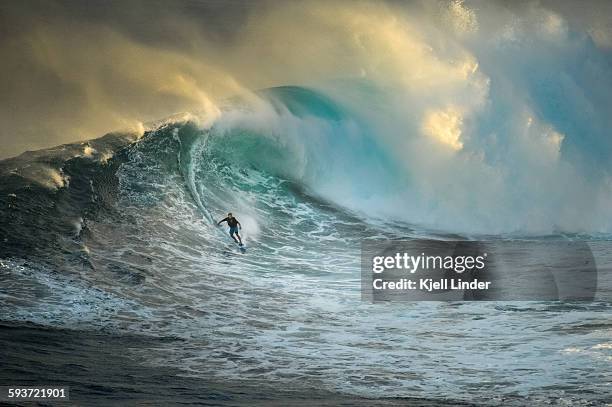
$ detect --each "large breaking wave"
[1,85,611,405]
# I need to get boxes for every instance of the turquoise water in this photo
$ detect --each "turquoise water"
[0,87,611,405]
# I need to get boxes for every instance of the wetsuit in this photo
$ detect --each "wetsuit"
[219,217,240,235]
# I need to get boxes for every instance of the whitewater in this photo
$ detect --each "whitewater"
[0,85,610,405]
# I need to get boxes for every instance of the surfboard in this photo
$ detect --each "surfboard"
[238,243,246,253]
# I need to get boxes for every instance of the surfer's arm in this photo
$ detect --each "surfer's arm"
[217,217,228,226]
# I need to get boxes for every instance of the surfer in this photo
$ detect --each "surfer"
[217,213,243,246]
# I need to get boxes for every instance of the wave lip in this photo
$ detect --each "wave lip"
[0,93,610,406]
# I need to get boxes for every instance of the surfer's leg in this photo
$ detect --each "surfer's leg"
[236,233,243,245]
[229,229,239,243]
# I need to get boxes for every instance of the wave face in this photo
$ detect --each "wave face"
[1,86,611,405]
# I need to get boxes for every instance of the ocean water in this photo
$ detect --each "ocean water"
[0,87,611,405]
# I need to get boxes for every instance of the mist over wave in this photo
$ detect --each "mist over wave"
[199,80,612,235]
[2,0,611,233]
